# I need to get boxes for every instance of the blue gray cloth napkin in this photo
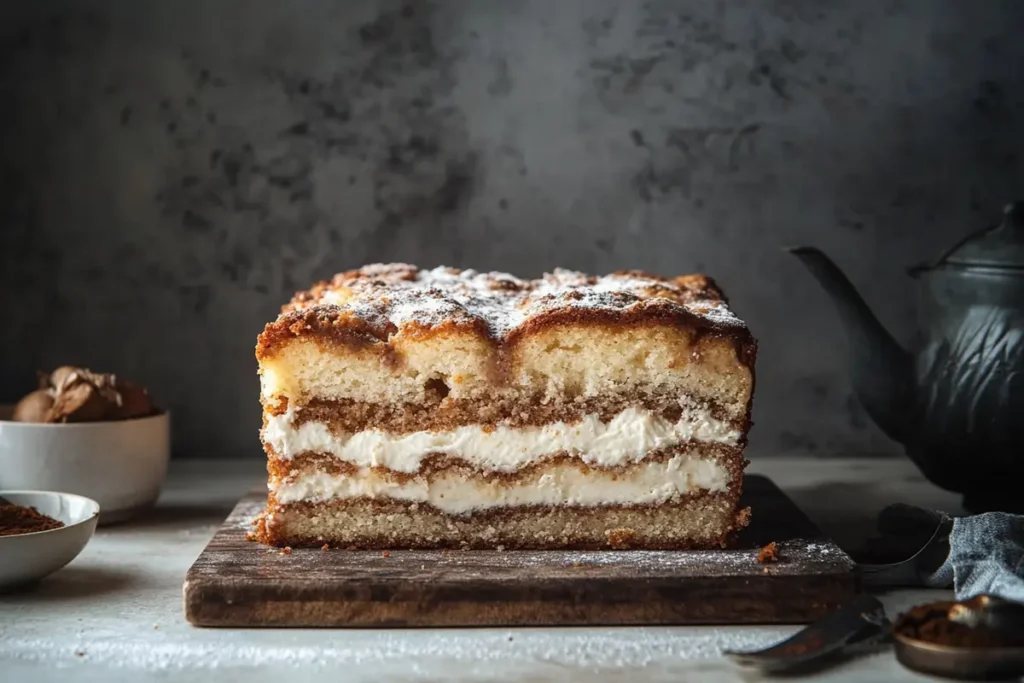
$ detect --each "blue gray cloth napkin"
[922,511,1024,603]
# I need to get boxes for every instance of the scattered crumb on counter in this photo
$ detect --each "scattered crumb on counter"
[571,561,582,567]
[382,550,390,558]
[757,542,779,564]
[321,543,329,551]
[74,650,85,657]
[280,546,292,555]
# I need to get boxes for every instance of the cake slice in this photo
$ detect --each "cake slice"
[255,264,756,549]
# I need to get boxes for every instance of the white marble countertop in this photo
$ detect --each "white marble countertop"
[0,456,964,682]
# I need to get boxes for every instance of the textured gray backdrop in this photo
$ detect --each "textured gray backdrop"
[2,0,1022,459]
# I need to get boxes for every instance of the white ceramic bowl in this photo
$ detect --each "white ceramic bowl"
[0,490,99,590]
[0,408,170,524]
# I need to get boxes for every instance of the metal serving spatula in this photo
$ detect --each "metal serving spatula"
[724,594,891,674]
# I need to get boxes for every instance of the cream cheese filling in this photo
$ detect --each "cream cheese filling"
[263,405,741,473]
[271,454,730,514]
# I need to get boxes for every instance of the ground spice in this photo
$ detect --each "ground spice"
[757,541,779,563]
[895,602,1024,648]
[773,633,824,657]
[0,504,65,536]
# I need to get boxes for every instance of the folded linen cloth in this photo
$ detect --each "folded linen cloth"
[924,511,1024,603]
[877,504,1024,603]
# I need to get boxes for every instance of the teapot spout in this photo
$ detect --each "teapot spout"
[787,247,915,443]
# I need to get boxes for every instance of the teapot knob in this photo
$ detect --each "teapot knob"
[1001,201,1024,232]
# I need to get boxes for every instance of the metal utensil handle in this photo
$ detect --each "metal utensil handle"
[724,594,890,673]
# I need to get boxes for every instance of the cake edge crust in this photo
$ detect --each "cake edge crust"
[255,296,757,372]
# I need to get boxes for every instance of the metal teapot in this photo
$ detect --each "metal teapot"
[790,202,1024,512]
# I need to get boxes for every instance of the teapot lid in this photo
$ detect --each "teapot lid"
[936,201,1024,270]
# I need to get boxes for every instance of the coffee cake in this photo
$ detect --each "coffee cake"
[255,264,756,549]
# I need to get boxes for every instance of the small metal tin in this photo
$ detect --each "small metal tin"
[893,631,1024,681]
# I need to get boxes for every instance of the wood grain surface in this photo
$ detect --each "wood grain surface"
[183,475,858,627]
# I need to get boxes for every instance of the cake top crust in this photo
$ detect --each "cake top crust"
[272,264,746,342]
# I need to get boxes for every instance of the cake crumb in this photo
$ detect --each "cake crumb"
[245,531,257,542]
[74,650,85,657]
[382,550,390,557]
[280,546,292,555]
[571,561,582,567]
[606,528,636,549]
[757,542,779,564]
[321,543,330,551]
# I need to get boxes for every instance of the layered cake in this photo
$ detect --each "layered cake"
[255,264,756,549]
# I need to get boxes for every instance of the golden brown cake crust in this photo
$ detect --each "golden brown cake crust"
[255,265,757,373]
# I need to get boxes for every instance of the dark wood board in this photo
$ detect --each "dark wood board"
[184,475,858,628]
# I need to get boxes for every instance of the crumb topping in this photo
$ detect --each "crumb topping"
[280,264,744,340]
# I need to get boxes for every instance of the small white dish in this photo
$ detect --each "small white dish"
[0,408,170,524]
[0,490,99,590]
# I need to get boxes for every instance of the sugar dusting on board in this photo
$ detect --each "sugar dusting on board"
[287,263,745,338]
[240,505,849,576]
[190,478,857,629]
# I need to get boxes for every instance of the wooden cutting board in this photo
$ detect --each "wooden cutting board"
[184,475,857,627]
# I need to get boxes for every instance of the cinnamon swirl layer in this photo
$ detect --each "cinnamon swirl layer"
[263,405,741,473]
[269,448,742,515]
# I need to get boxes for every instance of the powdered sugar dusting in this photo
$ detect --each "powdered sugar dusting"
[290,264,745,337]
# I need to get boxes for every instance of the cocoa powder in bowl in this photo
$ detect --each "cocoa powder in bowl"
[895,601,1024,649]
[0,503,65,537]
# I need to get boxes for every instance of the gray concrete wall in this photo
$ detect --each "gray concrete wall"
[2,0,1022,459]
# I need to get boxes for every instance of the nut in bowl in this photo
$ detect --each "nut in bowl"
[0,491,100,591]
[0,367,170,524]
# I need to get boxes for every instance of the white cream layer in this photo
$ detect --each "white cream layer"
[272,454,730,514]
[263,405,741,473]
